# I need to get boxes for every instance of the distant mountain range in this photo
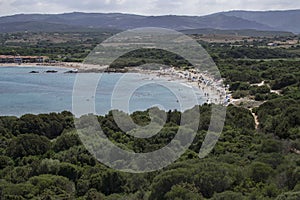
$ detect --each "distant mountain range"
[180,28,294,37]
[0,10,299,34]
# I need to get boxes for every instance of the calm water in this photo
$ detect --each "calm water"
[0,66,206,116]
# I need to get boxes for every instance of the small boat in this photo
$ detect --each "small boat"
[29,71,39,74]
[64,69,78,73]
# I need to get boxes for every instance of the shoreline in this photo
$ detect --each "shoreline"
[0,62,104,71]
[131,68,227,105]
[0,62,228,105]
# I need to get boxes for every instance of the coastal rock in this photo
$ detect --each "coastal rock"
[64,70,78,74]
[46,70,58,73]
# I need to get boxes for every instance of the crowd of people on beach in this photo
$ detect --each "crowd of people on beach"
[153,67,230,105]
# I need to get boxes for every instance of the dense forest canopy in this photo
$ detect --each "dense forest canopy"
[0,96,299,199]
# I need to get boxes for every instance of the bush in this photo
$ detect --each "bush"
[272,74,298,90]
[6,134,51,158]
[86,188,105,200]
[0,181,38,199]
[212,191,245,200]
[52,131,81,152]
[261,139,282,153]
[276,191,300,200]
[37,158,60,175]
[89,170,126,196]
[232,90,249,99]
[164,183,203,200]
[57,162,81,182]
[255,93,267,101]
[250,162,274,183]
[0,155,14,169]
[149,169,192,200]
[256,85,271,94]
[29,174,75,196]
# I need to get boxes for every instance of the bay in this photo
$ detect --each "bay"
[0,66,206,116]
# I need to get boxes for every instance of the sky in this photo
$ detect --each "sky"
[0,0,300,16]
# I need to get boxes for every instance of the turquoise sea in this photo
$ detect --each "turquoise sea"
[0,66,206,116]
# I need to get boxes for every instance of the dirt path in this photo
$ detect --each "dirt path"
[291,148,300,155]
[250,108,259,130]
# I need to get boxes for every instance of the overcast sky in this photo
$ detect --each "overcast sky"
[1,0,300,16]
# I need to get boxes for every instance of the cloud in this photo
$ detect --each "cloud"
[0,0,299,16]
